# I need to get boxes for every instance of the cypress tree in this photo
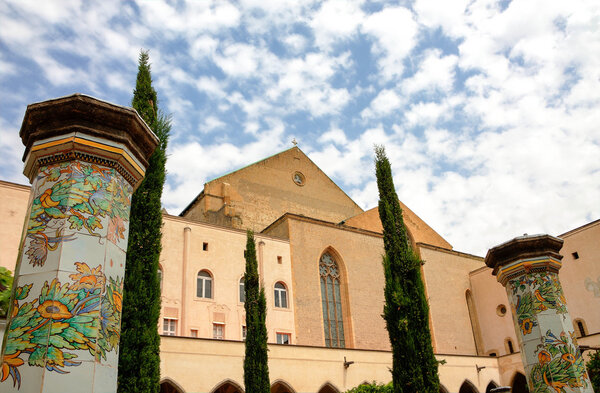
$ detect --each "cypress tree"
[243,230,270,393]
[375,146,439,393]
[118,50,170,393]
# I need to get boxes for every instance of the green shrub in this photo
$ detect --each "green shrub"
[345,382,393,393]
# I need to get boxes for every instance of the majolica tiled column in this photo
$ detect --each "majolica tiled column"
[485,235,593,393]
[1,94,158,393]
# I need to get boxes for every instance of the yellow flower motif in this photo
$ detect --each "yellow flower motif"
[538,350,551,365]
[69,262,105,291]
[37,300,72,319]
[521,318,534,335]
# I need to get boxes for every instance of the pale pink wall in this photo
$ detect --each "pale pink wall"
[469,267,518,356]
[0,180,31,271]
[559,220,600,336]
[160,214,295,343]
[419,245,486,355]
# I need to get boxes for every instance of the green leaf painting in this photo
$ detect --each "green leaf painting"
[24,162,131,268]
[529,330,590,393]
[509,272,568,336]
[0,262,123,389]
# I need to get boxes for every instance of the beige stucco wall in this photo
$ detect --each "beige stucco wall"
[344,203,452,250]
[558,220,600,336]
[0,180,31,271]
[160,336,502,393]
[497,353,526,386]
[269,215,389,350]
[160,214,295,343]
[182,147,364,231]
[469,267,518,357]
[419,245,486,356]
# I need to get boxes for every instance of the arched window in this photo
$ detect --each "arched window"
[506,338,515,354]
[197,270,213,298]
[239,277,245,303]
[274,282,288,308]
[319,252,345,348]
[158,267,163,291]
[575,319,587,337]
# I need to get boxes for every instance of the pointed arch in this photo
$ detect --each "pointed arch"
[465,289,484,355]
[439,384,450,393]
[271,379,296,393]
[317,381,340,393]
[485,381,499,393]
[211,379,244,393]
[160,377,185,393]
[318,247,353,348]
[511,372,529,393]
[459,379,479,393]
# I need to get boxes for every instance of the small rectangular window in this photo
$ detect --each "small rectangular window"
[190,329,198,338]
[163,318,177,336]
[277,256,282,264]
[572,252,579,259]
[213,323,224,340]
[203,242,209,251]
[242,326,247,341]
[276,332,291,345]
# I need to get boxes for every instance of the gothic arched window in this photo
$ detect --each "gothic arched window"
[319,252,345,348]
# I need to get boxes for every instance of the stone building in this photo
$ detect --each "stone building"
[1,146,598,393]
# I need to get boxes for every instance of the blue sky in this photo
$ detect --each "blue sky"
[1,0,599,256]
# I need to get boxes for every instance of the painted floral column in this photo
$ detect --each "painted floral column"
[1,94,158,393]
[485,235,594,393]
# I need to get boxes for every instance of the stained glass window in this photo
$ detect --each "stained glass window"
[319,253,345,348]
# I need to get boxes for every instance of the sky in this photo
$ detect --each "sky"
[1,0,599,256]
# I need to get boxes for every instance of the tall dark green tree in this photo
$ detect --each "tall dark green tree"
[118,50,170,393]
[243,230,270,393]
[587,351,600,392]
[375,146,439,393]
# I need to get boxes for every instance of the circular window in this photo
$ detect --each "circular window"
[292,171,305,186]
[496,304,507,316]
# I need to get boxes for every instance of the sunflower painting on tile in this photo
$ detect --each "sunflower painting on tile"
[25,162,132,268]
[0,262,123,389]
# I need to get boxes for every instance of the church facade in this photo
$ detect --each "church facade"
[1,146,598,393]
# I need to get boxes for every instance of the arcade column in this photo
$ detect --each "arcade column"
[1,94,158,393]
[485,235,594,393]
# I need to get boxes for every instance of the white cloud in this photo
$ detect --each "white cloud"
[402,49,458,95]
[362,6,419,81]
[318,126,348,145]
[310,0,364,49]
[362,89,403,118]
[282,34,308,54]
[199,116,226,133]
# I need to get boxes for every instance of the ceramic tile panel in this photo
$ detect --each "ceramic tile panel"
[21,161,132,272]
[504,268,593,393]
[58,233,108,275]
[103,241,126,283]
[42,360,95,393]
[92,363,118,393]
[3,358,45,393]
[17,234,64,276]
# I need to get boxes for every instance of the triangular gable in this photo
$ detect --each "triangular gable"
[181,146,364,231]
